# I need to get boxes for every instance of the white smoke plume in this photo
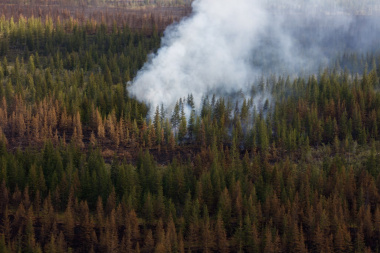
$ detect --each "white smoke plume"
[128,0,380,113]
[128,0,270,111]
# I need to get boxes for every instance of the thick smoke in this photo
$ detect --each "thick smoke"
[128,0,380,112]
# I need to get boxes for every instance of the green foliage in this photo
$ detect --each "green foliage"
[1,11,380,253]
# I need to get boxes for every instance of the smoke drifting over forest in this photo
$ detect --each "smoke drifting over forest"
[128,0,380,112]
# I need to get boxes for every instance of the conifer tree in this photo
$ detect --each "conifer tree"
[215,212,229,253]
[143,229,154,253]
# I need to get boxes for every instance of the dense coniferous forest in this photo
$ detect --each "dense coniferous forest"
[0,1,191,34]
[1,3,380,253]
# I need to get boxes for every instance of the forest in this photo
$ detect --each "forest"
[0,1,380,253]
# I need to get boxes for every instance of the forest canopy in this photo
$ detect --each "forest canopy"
[0,3,380,253]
